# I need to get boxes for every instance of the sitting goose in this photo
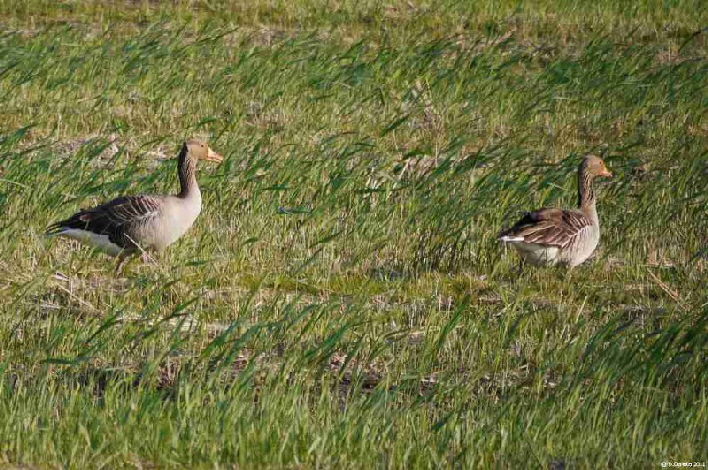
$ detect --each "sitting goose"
[498,155,612,267]
[47,138,223,272]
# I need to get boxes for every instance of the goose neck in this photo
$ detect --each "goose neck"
[577,166,595,209]
[177,145,200,199]
[578,165,598,224]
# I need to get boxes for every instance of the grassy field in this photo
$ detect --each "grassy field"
[0,0,707,467]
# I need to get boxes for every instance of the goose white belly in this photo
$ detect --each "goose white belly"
[57,229,124,256]
[508,241,561,266]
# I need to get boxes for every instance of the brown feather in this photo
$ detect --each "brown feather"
[499,208,592,249]
[46,195,163,251]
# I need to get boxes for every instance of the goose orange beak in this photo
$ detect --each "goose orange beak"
[205,147,224,163]
[599,167,613,178]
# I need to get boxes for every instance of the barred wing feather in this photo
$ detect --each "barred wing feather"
[499,208,591,249]
[47,195,163,251]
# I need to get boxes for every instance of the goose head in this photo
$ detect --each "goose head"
[581,154,612,178]
[184,138,223,163]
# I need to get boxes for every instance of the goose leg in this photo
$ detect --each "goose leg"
[115,251,132,274]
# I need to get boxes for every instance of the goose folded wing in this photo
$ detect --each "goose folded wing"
[500,208,591,248]
[47,195,163,249]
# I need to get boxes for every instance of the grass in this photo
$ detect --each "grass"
[0,0,707,467]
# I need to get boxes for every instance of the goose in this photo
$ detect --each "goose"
[498,155,612,267]
[47,138,223,272]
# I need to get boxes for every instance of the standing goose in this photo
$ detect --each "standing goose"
[498,155,612,267]
[47,138,223,272]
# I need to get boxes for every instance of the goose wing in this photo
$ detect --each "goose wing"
[47,195,163,251]
[499,208,591,249]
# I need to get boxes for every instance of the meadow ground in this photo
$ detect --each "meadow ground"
[0,0,707,467]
